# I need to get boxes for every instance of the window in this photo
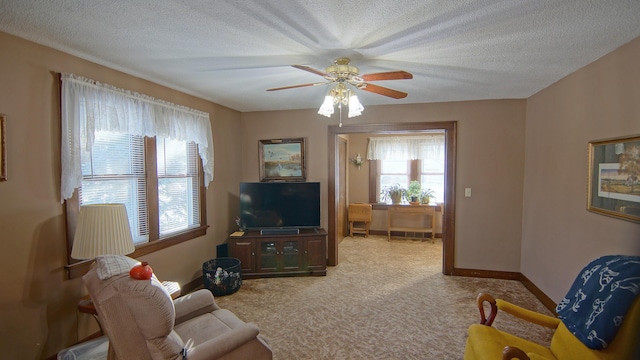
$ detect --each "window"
[61,73,213,278]
[156,138,201,236]
[369,134,445,204]
[67,134,206,277]
[375,159,444,203]
[379,159,410,196]
[79,132,148,244]
[420,153,445,204]
[78,132,202,246]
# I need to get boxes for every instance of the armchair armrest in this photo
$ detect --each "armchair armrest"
[183,322,260,360]
[174,289,221,325]
[502,346,530,360]
[501,346,555,360]
[477,293,560,329]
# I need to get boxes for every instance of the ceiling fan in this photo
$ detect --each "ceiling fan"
[266,57,413,99]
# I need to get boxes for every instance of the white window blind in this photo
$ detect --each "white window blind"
[157,138,200,236]
[79,131,149,244]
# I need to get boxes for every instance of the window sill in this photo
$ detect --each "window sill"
[371,203,442,211]
[65,225,208,279]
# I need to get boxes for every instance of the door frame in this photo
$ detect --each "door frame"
[327,121,457,274]
[337,136,348,240]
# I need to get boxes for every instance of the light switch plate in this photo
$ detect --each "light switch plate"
[465,188,471,197]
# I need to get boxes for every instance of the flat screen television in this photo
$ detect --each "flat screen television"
[239,182,320,231]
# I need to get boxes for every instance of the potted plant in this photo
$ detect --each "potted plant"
[380,183,405,204]
[406,180,423,204]
[420,188,435,204]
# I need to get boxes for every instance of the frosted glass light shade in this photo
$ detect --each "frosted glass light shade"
[71,204,135,259]
[317,96,335,117]
[348,95,364,118]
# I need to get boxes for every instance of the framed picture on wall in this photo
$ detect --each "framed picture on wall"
[0,115,6,181]
[587,134,640,223]
[259,138,306,182]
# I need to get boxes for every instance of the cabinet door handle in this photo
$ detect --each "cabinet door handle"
[251,252,255,256]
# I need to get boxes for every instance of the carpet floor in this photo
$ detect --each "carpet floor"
[214,235,555,359]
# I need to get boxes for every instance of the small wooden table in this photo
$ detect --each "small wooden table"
[348,203,372,237]
[387,204,439,241]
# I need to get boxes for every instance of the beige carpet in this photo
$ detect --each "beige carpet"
[214,235,555,359]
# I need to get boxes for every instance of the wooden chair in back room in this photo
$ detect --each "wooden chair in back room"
[348,203,372,237]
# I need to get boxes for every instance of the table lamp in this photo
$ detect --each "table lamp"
[71,203,135,260]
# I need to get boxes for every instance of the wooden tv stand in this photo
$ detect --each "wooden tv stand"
[228,228,327,279]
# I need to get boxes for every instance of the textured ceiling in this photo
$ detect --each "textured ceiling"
[1,1,640,113]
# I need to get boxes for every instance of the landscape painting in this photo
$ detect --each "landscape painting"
[259,138,306,182]
[588,135,640,223]
[598,163,640,203]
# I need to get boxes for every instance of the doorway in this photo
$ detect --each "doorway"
[327,122,457,274]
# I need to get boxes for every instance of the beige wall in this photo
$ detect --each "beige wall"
[522,36,640,302]
[0,32,242,359]
[345,133,370,203]
[241,99,528,273]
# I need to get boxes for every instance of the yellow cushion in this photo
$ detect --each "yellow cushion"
[465,324,554,360]
[549,322,603,360]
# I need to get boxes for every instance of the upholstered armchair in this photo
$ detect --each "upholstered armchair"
[464,255,640,360]
[83,255,272,360]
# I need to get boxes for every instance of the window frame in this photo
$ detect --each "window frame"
[65,136,208,279]
[369,159,422,203]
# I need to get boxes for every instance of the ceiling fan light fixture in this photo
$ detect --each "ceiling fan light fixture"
[318,84,364,118]
[318,95,335,117]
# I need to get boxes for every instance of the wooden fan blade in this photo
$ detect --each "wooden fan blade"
[292,65,329,77]
[360,83,408,99]
[361,71,413,81]
[266,82,327,91]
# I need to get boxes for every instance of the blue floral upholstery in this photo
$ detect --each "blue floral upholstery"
[556,255,640,349]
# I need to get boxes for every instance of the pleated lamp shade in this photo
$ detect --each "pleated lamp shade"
[71,203,135,260]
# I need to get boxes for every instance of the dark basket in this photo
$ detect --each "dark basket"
[203,257,242,296]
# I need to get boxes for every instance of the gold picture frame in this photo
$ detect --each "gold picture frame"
[0,115,6,181]
[258,138,306,182]
[587,134,640,223]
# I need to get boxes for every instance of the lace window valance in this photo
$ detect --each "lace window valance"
[367,134,445,161]
[60,73,214,201]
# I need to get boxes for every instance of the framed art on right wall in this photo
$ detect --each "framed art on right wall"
[587,135,640,223]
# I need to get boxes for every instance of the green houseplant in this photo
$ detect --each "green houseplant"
[406,180,423,203]
[380,183,406,204]
[420,188,435,204]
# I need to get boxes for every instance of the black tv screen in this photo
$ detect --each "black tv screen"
[239,182,320,230]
